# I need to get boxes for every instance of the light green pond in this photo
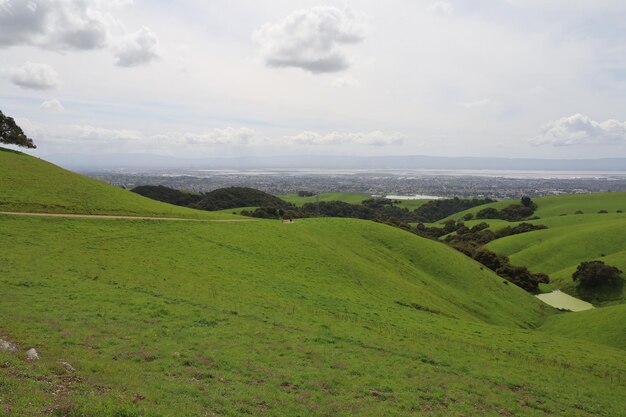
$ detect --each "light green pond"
[536,290,594,312]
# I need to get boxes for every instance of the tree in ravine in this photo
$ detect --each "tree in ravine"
[573,261,623,288]
[0,110,36,149]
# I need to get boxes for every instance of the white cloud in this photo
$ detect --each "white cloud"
[459,98,493,108]
[114,26,161,67]
[40,99,65,112]
[331,75,358,88]
[0,0,159,67]
[10,61,60,90]
[33,124,405,153]
[69,124,142,141]
[530,114,626,146]
[427,1,454,16]
[154,128,258,146]
[0,0,118,50]
[252,6,366,74]
[14,117,46,139]
[282,131,405,146]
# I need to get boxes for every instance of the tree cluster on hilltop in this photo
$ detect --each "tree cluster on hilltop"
[413,197,495,222]
[192,187,293,211]
[131,185,293,211]
[244,197,497,224]
[132,185,204,206]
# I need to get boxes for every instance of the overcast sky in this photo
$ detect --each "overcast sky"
[1,0,626,159]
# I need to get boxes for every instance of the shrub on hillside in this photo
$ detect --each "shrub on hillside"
[476,207,499,219]
[476,197,537,221]
[495,264,546,293]
[412,197,495,223]
[572,261,623,288]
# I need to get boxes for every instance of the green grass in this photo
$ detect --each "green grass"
[450,215,611,230]
[281,192,372,206]
[540,304,626,350]
[486,217,626,304]
[442,192,626,222]
[1,214,625,416]
[430,192,626,305]
[210,206,259,215]
[0,147,237,219]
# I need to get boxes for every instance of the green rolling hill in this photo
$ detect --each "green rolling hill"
[539,304,626,350]
[441,192,626,223]
[0,148,236,220]
[432,191,626,304]
[486,217,625,274]
[0,149,624,416]
[484,215,625,304]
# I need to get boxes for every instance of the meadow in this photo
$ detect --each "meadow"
[1,149,625,416]
[1,215,625,416]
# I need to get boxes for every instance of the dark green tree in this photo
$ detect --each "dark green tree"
[0,110,36,149]
[521,196,532,207]
[573,261,623,287]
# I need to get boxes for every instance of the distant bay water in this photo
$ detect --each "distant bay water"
[187,168,626,180]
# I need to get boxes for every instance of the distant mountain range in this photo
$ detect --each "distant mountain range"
[41,153,626,172]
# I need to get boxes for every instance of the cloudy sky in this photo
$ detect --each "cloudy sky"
[1,0,626,159]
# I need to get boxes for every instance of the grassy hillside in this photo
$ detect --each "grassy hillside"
[1,214,625,416]
[0,148,236,219]
[540,304,626,350]
[459,212,624,231]
[487,218,625,273]
[281,192,371,206]
[487,217,626,303]
[441,192,626,223]
[431,193,626,304]
[1,156,625,416]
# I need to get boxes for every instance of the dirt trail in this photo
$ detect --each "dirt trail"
[0,211,253,222]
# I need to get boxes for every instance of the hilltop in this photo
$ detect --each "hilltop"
[132,185,292,211]
[0,148,236,220]
[194,187,292,211]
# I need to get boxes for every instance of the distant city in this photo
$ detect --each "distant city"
[89,168,626,200]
